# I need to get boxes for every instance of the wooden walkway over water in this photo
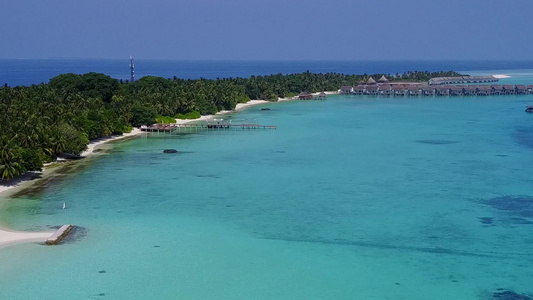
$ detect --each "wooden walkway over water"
[141,121,276,134]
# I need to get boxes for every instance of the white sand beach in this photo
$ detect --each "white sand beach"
[0,129,145,247]
[493,74,511,79]
[0,128,144,198]
[0,228,54,248]
[81,127,143,157]
[0,95,339,247]
[175,100,273,124]
[174,93,337,124]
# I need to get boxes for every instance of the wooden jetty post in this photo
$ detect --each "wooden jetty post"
[46,224,73,245]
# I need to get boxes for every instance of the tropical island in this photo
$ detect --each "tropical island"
[0,70,462,181]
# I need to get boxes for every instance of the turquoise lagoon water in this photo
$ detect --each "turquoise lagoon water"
[1,93,533,299]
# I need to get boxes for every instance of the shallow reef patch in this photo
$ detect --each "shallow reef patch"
[492,289,532,300]
[484,196,533,219]
[415,140,459,145]
[513,126,533,150]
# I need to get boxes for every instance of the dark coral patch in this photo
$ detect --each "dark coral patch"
[479,217,494,225]
[485,196,533,218]
[493,290,532,300]
[513,126,533,150]
[416,140,459,145]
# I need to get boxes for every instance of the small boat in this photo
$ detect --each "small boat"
[526,106,533,113]
[261,108,271,111]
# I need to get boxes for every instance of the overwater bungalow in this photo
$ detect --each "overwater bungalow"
[407,86,421,96]
[435,86,450,96]
[429,76,498,85]
[378,85,392,95]
[491,85,504,95]
[477,85,492,96]
[516,85,527,94]
[353,85,365,95]
[450,86,464,96]
[298,92,313,100]
[316,92,327,100]
[392,85,406,96]
[340,83,532,98]
[421,87,435,96]
[463,85,477,96]
[365,85,378,95]
[503,85,515,95]
[340,86,353,94]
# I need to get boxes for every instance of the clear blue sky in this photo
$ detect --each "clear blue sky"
[1,0,532,60]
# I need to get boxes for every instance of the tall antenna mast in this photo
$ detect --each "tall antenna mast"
[129,55,135,82]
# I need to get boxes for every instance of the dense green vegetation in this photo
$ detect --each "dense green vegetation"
[0,70,463,180]
[175,111,201,120]
[156,115,177,124]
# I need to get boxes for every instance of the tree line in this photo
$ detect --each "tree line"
[0,70,463,180]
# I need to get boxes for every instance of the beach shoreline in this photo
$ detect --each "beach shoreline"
[175,92,337,124]
[0,128,145,198]
[0,94,337,247]
[0,129,146,247]
[1,93,338,197]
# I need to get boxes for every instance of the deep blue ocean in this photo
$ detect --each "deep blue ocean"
[2,59,533,86]
[1,60,533,299]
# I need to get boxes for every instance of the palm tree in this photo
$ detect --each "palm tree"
[0,160,22,180]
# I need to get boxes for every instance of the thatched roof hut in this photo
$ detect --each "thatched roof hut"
[366,77,376,85]
[298,92,313,100]
[377,75,389,83]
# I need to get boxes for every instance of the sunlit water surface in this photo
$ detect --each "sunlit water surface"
[1,72,533,300]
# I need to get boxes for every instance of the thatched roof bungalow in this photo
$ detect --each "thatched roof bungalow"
[406,85,421,96]
[298,92,313,100]
[377,75,389,83]
[429,76,498,85]
[463,85,477,96]
[317,92,327,100]
[421,87,435,96]
[491,85,504,95]
[503,85,515,94]
[450,86,464,96]
[516,85,527,94]
[353,85,365,95]
[435,86,450,96]
[366,77,377,85]
[477,85,491,96]
[340,86,353,94]
[378,85,391,95]
[392,85,406,96]
[365,85,378,95]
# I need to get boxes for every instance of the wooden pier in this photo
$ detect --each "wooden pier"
[46,224,73,245]
[141,119,276,135]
